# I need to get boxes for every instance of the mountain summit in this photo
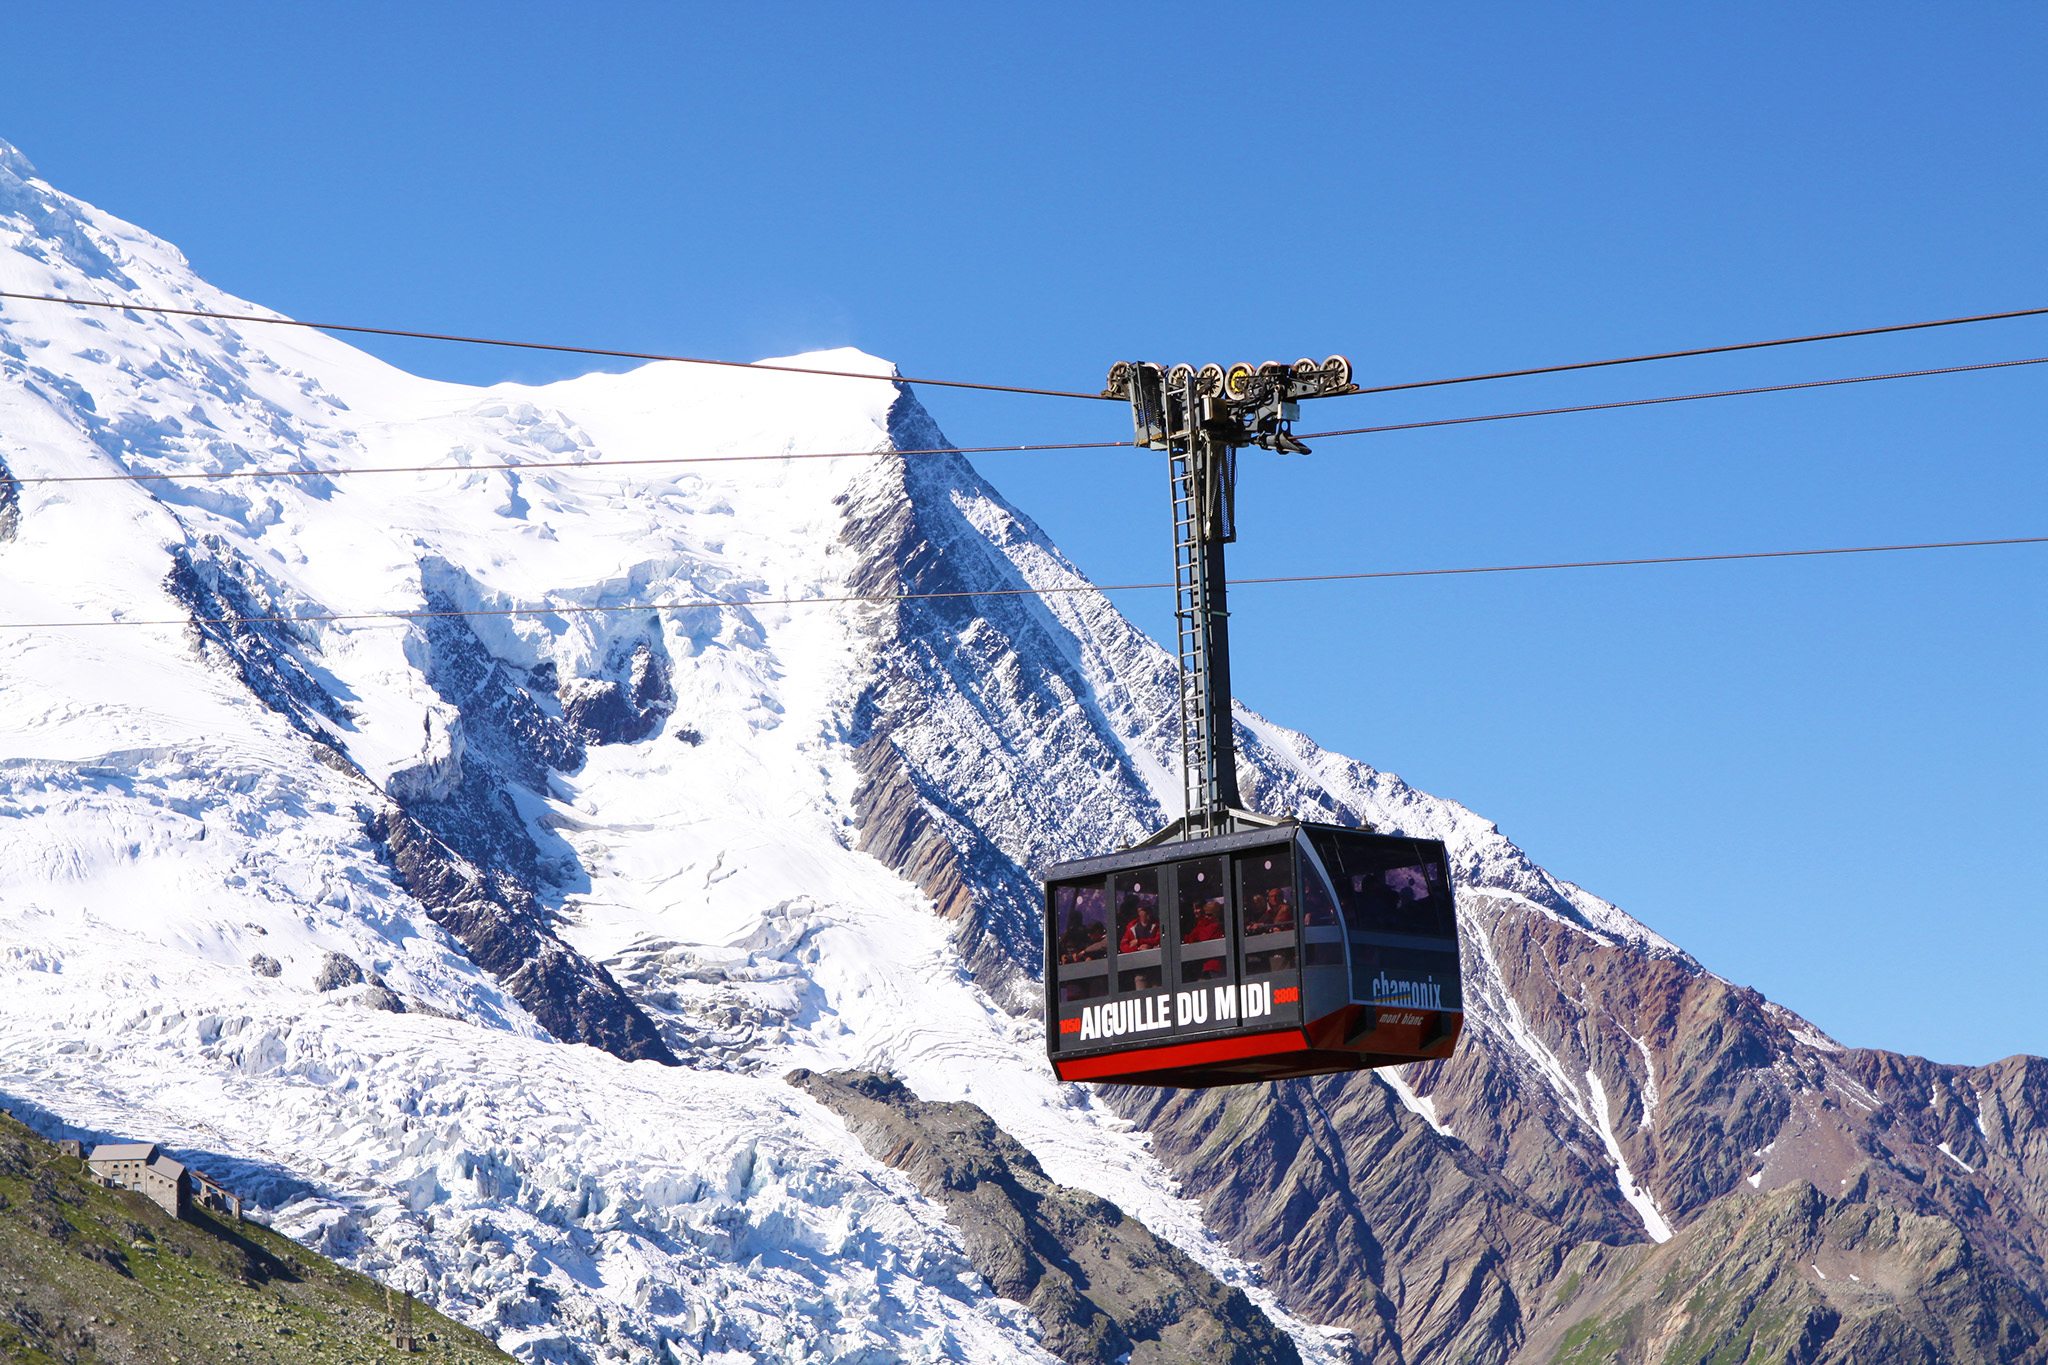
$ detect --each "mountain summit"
[1,139,2042,1364]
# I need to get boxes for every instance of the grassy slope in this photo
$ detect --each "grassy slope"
[0,1110,512,1365]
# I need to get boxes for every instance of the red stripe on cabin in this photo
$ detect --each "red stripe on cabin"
[1054,1029,1306,1081]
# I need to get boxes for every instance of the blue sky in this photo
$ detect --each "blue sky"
[7,2,2043,1063]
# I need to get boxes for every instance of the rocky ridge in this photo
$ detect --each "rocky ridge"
[789,1068,1302,1365]
[819,402,2048,1361]
[1103,893,2048,1362]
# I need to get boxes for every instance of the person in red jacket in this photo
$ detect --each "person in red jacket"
[1183,899,1225,945]
[1119,902,1162,953]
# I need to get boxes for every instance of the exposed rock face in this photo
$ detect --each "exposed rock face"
[1109,1067,1594,1364]
[248,953,282,978]
[835,396,1175,1007]
[558,640,674,745]
[153,536,682,1068]
[164,540,352,741]
[368,807,677,1065]
[1105,890,2048,1363]
[359,566,677,1066]
[396,571,585,881]
[0,454,18,541]
[312,952,364,992]
[357,984,406,1014]
[788,1068,1301,1365]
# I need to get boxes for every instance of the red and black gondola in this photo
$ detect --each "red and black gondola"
[1043,820,1461,1088]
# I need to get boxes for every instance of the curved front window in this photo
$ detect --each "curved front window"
[1304,829,1462,1013]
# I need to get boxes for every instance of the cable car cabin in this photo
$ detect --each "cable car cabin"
[1043,821,1461,1088]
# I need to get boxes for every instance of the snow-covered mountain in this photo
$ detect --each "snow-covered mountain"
[2,138,2044,1365]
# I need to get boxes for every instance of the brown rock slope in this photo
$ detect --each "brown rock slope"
[787,1068,1301,1365]
[818,391,2048,1361]
[1111,893,2048,1363]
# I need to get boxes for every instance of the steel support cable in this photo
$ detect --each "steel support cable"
[0,290,1118,402]
[0,439,1134,487]
[7,288,2046,408]
[6,535,2040,631]
[1343,304,2048,398]
[1300,353,2048,442]
[6,353,2045,489]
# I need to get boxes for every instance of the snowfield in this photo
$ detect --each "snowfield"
[0,136,1681,1362]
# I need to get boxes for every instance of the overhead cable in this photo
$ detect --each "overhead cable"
[7,289,2046,410]
[1346,304,2048,398]
[0,439,1133,487]
[5,534,2039,632]
[0,290,1118,402]
[1301,353,2048,442]
[6,351,2045,489]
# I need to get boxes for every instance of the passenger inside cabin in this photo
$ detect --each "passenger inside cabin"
[1119,903,1162,952]
[1058,911,1106,963]
[1385,865,1433,907]
[1183,899,1225,945]
[1058,911,1087,962]
[1302,873,1338,926]
[1240,889,1268,935]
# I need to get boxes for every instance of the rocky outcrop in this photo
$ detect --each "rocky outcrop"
[0,454,18,541]
[155,533,682,1069]
[557,640,674,745]
[789,1068,1301,1365]
[833,393,1174,1008]
[395,575,584,881]
[164,539,351,741]
[312,952,364,992]
[1110,1070,1609,1364]
[357,984,406,1013]
[369,806,677,1066]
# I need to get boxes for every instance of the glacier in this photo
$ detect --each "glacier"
[0,134,1731,1364]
